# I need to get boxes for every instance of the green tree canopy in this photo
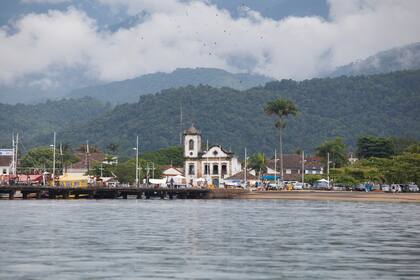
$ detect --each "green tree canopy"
[248,153,267,178]
[315,137,348,168]
[357,136,394,158]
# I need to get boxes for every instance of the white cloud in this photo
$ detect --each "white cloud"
[1,0,420,88]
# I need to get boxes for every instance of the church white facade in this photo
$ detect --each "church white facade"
[183,125,241,185]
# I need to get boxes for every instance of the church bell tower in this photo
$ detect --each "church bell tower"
[184,124,202,158]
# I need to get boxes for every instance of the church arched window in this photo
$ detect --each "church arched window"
[189,139,194,151]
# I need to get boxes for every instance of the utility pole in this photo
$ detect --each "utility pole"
[301,150,305,184]
[279,130,283,182]
[86,140,90,175]
[179,103,183,145]
[135,136,139,187]
[244,148,247,189]
[274,148,277,188]
[327,152,330,189]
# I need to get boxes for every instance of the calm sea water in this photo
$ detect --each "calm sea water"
[0,199,419,280]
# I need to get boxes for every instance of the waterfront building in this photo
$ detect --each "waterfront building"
[183,124,241,186]
[266,154,324,181]
[0,149,13,177]
[59,173,89,187]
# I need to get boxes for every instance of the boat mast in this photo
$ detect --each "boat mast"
[11,134,15,175]
[52,132,56,185]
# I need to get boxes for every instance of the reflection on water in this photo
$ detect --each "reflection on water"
[0,199,420,279]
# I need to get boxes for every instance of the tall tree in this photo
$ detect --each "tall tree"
[357,136,394,158]
[264,98,298,180]
[316,137,348,168]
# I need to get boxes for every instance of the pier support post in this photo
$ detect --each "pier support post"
[36,191,42,199]
[22,192,28,199]
[63,191,70,199]
[9,190,15,200]
[169,193,173,199]
[122,193,128,199]
[136,192,142,199]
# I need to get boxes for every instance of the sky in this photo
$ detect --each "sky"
[0,0,420,94]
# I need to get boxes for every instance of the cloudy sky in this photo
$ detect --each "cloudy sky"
[1,0,420,92]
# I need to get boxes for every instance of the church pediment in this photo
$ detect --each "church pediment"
[202,146,232,158]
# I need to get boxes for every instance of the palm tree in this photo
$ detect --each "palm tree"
[264,98,298,181]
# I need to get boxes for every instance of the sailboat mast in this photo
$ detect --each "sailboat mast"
[12,134,15,175]
[52,132,56,184]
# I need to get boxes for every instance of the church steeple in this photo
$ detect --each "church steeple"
[184,124,202,158]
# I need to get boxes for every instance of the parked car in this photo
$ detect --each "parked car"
[293,182,304,190]
[401,184,419,192]
[332,184,351,191]
[381,184,391,192]
[355,184,366,191]
[267,182,282,190]
[390,184,402,192]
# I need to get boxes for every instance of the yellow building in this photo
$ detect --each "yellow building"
[59,173,89,188]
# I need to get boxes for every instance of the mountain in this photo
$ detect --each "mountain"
[27,70,420,156]
[0,97,110,149]
[67,68,273,104]
[329,42,420,77]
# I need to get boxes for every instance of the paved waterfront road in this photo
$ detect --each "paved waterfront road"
[1,200,420,279]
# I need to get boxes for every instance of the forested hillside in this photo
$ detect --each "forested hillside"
[35,70,420,156]
[329,42,420,77]
[0,97,110,149]
[68,68,272,104]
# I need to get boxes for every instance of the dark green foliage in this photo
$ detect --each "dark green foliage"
[140,146,184,166]
[68,68,272,104]
[20,146,79,172]
[1,70,420,157]
[316,137,348,168]
[357,136,395,158]
[0,97,110,150]
[248,153,266,178]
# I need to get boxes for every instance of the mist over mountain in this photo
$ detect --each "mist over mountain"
[2,1,420,105]
[67,68,272,104]
[329,42,420,77]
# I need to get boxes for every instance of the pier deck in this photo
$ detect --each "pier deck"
[0,185,210,200]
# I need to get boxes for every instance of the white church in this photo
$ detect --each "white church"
[183,124,242,186]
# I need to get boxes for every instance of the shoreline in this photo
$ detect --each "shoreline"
[235,190,420,203]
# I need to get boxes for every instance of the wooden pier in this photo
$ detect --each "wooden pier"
[0,185,211,200]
